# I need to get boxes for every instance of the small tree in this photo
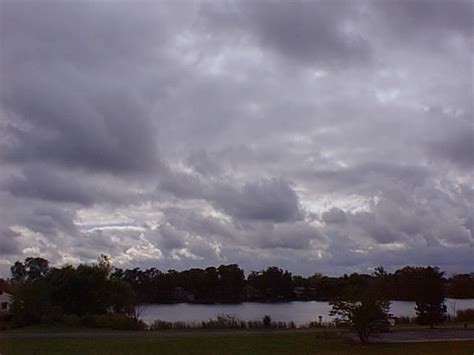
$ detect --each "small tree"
[415,267,446,328]
[330,287,390,344]
[262,314,272,328]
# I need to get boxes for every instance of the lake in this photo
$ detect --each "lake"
[140,298,474,326]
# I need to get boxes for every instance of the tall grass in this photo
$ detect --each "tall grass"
[149,314,298,330]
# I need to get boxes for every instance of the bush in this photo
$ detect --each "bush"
[61,314,81,327]
[80,314,146,330]
[148,315,299,330]
[203,314,246,329]
[150,319,198,330]
[262,315,272,328]
[149,320,173,330]
[456,309,474,322]
[395,316,414,325]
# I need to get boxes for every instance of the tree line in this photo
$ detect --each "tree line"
[3,256,473,327]
[108,264,473,303]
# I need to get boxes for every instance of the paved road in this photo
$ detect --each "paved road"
[368,329,474,343]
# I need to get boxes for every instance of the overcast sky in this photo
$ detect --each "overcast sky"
[0,0,473,277]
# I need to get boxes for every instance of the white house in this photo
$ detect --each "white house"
[0,290,12,313]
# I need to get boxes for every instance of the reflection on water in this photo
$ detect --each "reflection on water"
[140,298,474,326]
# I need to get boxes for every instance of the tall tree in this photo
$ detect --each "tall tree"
[10,261,27,284]
[330,285,390,344]
[218,264,245,302]
[415,267,446,328]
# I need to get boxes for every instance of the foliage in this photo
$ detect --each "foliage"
[247,267,293,300]
[48,264,112,315]
[262,314,272,327]
[394,316,414,325]
[104,263,474,303]
[456,308,474,322]
[414,267,446,328]
[80,314,147,330]
[7,255,472,331]
[10,257,50,283]
[330,283,391,343]
[111,264,245,303]
[148,314,297,331]
[9,256,138,327]
[203,314,247,329]
[447,274,474,298]
[10,278,62,326]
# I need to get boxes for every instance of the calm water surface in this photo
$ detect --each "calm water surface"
[141,298,474,325]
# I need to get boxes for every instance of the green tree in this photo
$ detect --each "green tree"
[247,267,293,300]
[448,274,474,298]
[218,264,245,302]
[330,285,390,344]
[10,257,53,325]
[10,278,54,325]
[10,257,50,283]
[108,278,137,315]
[10,261,27,283]
[24,257,50,280]
[415,267,446,328]
[49,264,112,316]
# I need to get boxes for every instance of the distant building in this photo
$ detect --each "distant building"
[0,289,12,313]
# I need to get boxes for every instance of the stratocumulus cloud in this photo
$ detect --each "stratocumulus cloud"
[0,0,472,276]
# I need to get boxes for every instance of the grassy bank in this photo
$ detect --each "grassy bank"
[1,332,473,355]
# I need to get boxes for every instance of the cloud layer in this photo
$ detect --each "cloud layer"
[0,0,472,276]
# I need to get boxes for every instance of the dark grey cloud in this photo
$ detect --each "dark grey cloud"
[307,163,430,196]
[0,0,176,173]
[1,162,153,208]
[161,207,235,241]
[153,225,187,251]
[201,0,371,68]
[0,0,472,276]
[373,0,473,38]
[23,206,79,239]
[0,228,22,256]
[3,165,98,206]
[159,171,304,223]
[0,62,160,173]
[187,150,221,176]
[209,178,303,222]
[251,222,324,250]
[158,169,204,200]
[428,126,474,170]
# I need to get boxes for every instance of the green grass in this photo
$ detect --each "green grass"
[6,324,95,333]
[0,332,473,355]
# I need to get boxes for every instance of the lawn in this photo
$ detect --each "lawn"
[0,332,473,355]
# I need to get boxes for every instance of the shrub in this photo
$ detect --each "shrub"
[395,316,414,325]
[456,309,474,322]
[148,315,299,330]
[262,315,272,328]
[61,314,81,327]
[203,314,246,329]
[80,314,146,330]
[149,320,173,330]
